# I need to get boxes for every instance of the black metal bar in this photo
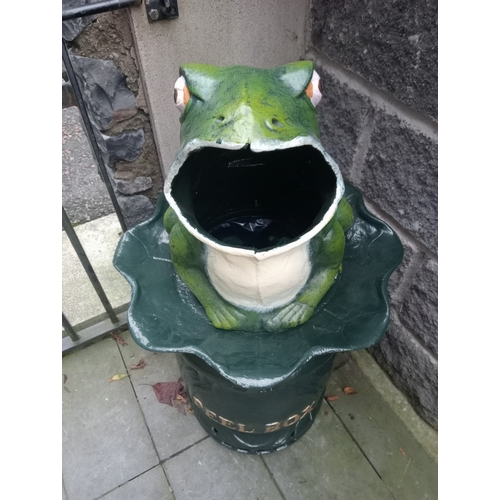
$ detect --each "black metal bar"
[62,206,120,323]
[62,39,128,233]
[62,0,142,21]
[62,313,80,342]
[62,310,129,354]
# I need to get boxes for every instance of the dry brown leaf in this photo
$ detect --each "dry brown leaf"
[343,386,357,395]
[152,381,182,404]
[111,333,127,346]
[326,395,339,402]
[130,359,146,370]
[109,374,129,382]
[152,379,191,415]
[399,447,406,457]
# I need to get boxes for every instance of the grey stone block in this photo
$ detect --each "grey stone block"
[117,194,155,228]
[359,111,438,253]
[363,199,424,306]
[310,0,438,119]
[62,1,96,42]
[71,54,137,130]
[400,257,438,358]
[115,176,153,195]
[314,62,373,177]
[369,316,438,429]
[104,128,145,167]
[387,235,417,305]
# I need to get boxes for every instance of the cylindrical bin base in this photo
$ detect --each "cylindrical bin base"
[177,352,336,454]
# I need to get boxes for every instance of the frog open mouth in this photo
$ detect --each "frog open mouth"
[166,141,342,253]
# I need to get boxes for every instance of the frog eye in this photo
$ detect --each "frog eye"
[305,70,322,107]
[174,76,190,113]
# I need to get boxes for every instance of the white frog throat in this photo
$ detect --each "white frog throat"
[204,239,312,312]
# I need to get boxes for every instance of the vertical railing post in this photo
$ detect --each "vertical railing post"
[62,207,119,323]
[62,314,80,342]
[62,39,128,233]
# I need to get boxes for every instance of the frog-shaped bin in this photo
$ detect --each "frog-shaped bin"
[114,62,403,453]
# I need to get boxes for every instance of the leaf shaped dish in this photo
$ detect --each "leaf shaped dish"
[113,181,403,389]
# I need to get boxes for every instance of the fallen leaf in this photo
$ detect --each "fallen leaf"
[152,381,182,404]
[399,447,406,457]
[130,359,146,370]
[109,374,129,382]
[111,333,127,346]
[152,379,191,414]
[326,395,339,401]
[343,386,357,395]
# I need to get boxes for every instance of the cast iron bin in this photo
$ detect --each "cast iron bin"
[113,183,402,453]
[113,62,403,454]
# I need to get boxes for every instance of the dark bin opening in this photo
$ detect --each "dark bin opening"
[170,145,337,251]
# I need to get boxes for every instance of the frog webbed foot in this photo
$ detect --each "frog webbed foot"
[264,302,314,332]
[205,301,252,330]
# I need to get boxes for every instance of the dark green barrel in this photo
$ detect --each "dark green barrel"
[177,352,335,454]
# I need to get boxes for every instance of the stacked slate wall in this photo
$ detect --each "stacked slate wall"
[306,0,438,428]
[63,3,163,227]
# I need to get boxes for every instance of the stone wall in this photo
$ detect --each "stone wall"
[63,3,164,227]
[306,0,438,428]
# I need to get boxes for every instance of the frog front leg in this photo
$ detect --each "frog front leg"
[263,198,353,332]
[165,208,257,331]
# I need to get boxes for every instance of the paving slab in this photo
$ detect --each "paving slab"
[263,404,395,500]
[118,331,207,460]
[351,349,438,461]
[62,213,131,327]
[100,465,174,500]
[325,357,438,500]
[62,338,159,500]
[163,437,283,500]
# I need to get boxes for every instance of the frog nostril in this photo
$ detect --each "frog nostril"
[265,118,284,131]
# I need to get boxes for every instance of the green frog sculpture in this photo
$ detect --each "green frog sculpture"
[164,61,353,333]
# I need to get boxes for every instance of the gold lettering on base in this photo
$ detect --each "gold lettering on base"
[265,422,281,433]
[218,417,236,430]
[299,403,315,419]
[204,408,217,419]
[237,423,255,434]
[192,396,203,409]
[192,395,318,433]
[284,414,300,427]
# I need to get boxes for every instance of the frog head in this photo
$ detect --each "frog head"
[164,61,344,257]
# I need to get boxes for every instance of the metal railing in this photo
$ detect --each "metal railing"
[62,1,142,353]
